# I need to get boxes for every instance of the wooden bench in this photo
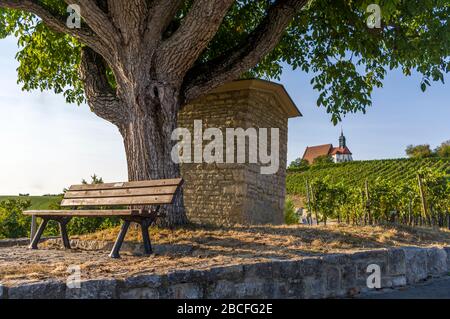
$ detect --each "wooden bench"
[24,178,183,258]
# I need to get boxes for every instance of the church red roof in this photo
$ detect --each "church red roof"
[302,144,352,164]
[302,144,333,164]
[330,146,352,155]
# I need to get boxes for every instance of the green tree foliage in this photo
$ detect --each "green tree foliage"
[288,157,309,170]
[436,140,450,158]
[313,155,334,166]
[405,144,434,159]
[406,140,450,158]
[0,199,31,239]
[82,174,104,185]
[0,0,449,124]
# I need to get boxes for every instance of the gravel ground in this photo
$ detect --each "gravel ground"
[0,245,265,285]
[1,223,449,285]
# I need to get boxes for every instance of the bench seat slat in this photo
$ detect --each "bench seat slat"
[61,194,174,207]
[68,178,183,192]
[64,185,178,199]
[23,210,147,217]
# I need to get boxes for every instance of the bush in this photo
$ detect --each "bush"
[288,158,309,170]
[313,155,334,165]
[284,198,298,225]
[406,144,434,159]
[436,141,450,158]
[0,199,32,239]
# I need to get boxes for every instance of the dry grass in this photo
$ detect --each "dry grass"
[1,223,449,284]
[79,223,450,253]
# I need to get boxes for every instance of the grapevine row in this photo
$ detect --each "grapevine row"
[286,158,450,227]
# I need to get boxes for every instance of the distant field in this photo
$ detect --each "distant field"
[0,196,61,210]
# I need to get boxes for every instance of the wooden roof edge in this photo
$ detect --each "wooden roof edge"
[208,79,302,118]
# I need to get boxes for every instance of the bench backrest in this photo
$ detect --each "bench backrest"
[61,178,183,207]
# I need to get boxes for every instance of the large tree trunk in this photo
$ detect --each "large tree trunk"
[119,85,188,227]
[80,47,188,227]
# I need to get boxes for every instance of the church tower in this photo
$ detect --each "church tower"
[339,129,346,148]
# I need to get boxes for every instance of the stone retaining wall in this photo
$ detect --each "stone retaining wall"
[0,237,56,248]
[1,246,449,299]
[0,238,30,248]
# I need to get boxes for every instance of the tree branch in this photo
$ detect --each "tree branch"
[80,47,130,127]
[182,0,309,103]
[65,0,122,48]
[156,0,235,81]
[0,0,104,51]
[107,0,148,44]
[144,0,184,44]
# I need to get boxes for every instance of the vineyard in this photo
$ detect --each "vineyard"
[286,158,450,228]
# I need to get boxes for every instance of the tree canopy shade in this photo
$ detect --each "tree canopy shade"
[0,0,449,225]
[1,0,449,122]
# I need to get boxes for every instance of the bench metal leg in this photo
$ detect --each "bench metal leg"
[58,217,72,249]
[140,220,153,255]
[29,218,48,250]
[109,220,131,259]
[30,215,37,244]
[139,205,159,255]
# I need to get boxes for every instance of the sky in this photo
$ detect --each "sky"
[0,36,449,195]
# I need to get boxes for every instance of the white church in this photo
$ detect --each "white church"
[302,131,353,164]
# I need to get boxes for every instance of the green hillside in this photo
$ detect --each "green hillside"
[287,157,450,195]
[0,196,62,210]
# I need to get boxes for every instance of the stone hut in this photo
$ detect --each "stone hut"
[178,79,301,225]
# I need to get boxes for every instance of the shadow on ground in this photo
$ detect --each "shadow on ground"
[0,223,448,284]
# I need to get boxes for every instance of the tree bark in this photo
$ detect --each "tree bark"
[119,85,188,227]
[80,47,188,227]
